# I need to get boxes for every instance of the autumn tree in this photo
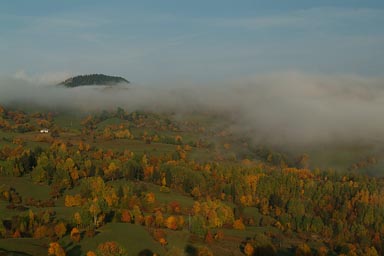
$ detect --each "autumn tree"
[65,194,82,207]
[205,230,213,244]
[86,251,97,256]
[120,210,132,223]
[244,242,254,256]
[74,212,82,227]
[103,161,120,181]
[30,152,50,184]
[89,199,102,227]
[295,243,312,256]
[152,229,167,243]
[34,225,49,239]
[191,215,206,238]
[97,241,127,256]
[70,227,81,243]
[165,215,179,230]
[48,242,66,256]
[364,247,379,256]
[316,246,328,256]
[144,215,154,228]
[54,222,67,239]
[244,233,277,256]
[154,210,164,228]
[132,205,144,225]
[197,246,213,256]
[233,218,245,230]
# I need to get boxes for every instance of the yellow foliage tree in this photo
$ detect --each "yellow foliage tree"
[104,162,118,181]
[155,210,164,228]
[192,201,201,215]
[64,194,82,207]
[191,187,202,199]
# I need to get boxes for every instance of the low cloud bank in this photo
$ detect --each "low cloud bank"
[1,72,383,146]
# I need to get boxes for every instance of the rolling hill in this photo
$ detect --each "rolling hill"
[58,74,129,88]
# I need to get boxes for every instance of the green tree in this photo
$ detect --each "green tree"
[191,215,206,238]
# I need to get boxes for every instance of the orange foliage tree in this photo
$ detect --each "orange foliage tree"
[48,242,66,256]
[97,241,127,256]
[120,210,131,223]
[244,242,254,256]
[233,218,245,230]
[70,227,81,243]
[86,251,97,256]
[54,222,67,239]
[165,216,178,230]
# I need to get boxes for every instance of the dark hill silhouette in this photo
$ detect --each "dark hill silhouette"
[58,74,129,88]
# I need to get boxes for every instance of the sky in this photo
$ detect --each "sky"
[1,0,383,84]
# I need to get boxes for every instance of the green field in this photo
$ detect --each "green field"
[0,238,48,256]
[75,223,166,256]
[0,176,51,201]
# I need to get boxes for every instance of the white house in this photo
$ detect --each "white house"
[40,129,49,133]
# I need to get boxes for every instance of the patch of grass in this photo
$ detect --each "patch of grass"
[0,201,19,219]
[0,176,51,201]
[166,229,191,251]
[146,183,195,209]
[92,139,177,156]
[97,117,128,131]
[303,143,382,171]
[0,131,15,147]
[108,180,196,210]
[52,206,81,221]
[0,238,48,256]
[54,113,83,131]
[77,223,165,256]
[221,226,276,239]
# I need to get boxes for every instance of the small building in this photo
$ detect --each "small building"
[40,129,49,133]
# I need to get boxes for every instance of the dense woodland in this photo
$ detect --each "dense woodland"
[0,104,383,256]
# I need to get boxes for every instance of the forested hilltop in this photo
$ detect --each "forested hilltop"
[0,104,383,256]
[58,74,129,88]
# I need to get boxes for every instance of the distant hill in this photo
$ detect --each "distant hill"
[58,74,129,88]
